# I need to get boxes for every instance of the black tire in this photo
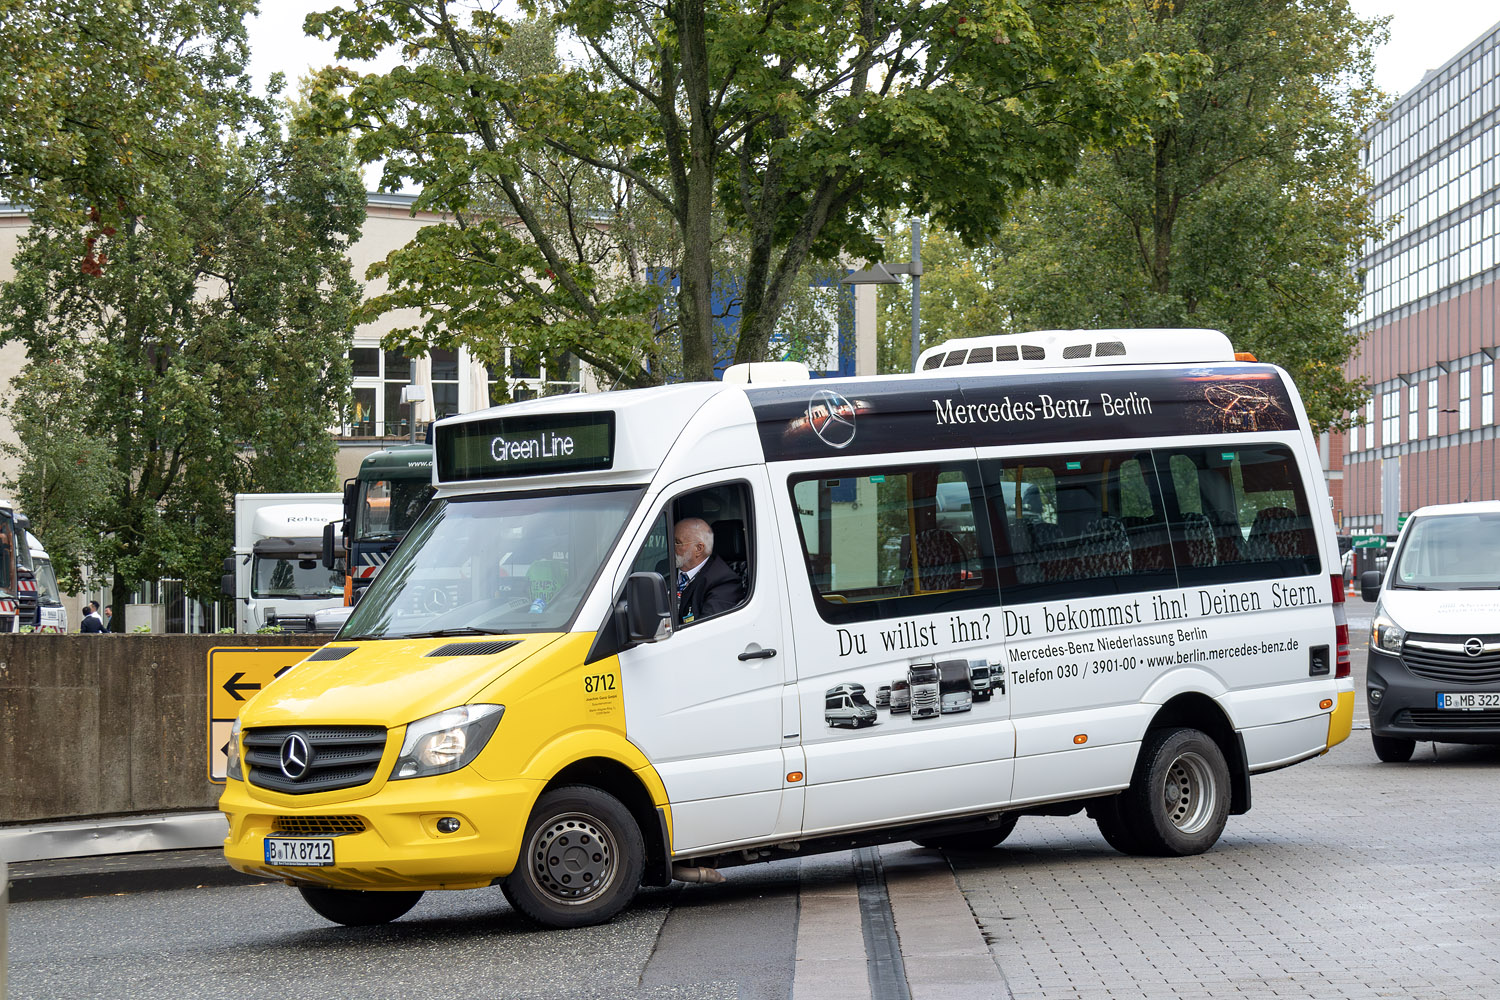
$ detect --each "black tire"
[1116,727,1231,857]
[502,785,645,928]
[298,886,424,926]
[1372,733,1417,763]
[1089,796,1148,855]
[913,814,1020,851]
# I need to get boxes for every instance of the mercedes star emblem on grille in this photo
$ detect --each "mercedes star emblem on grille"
[279,733,311,780]
[1465,637,1484,657]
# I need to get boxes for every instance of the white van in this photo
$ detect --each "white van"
[1361,501,1500,761]
[221,328,1353,930]
[28,533,67,633]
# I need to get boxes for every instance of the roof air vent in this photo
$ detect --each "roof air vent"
[968,347,994,364]
[922,354,945,370]
[995,345,1019,361]
[1095,340,1126,357]
[1062,344,1092,359]
[1021,345,1045,361]
[942,350,968,367]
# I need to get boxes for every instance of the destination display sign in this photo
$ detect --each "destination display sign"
[436,412,615,482]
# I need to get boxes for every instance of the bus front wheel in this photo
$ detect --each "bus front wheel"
[502,785,645,928]
[297,886,424,926]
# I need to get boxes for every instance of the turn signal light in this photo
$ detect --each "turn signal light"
[1073,734,1088,745]
[1319,699,1334,710]
[1234,351,1258,362]
[786,771,804,783]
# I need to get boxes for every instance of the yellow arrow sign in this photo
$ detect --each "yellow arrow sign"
[206,646,320,782]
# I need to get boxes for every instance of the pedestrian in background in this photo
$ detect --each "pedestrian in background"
[80,602,105,633]
[102,607,113,632]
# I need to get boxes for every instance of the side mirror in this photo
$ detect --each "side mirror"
[322,521,338,570]
[220,573,235,598]
[343,479,358,508]
[623,572,672,643]
[1360,569,1382,604]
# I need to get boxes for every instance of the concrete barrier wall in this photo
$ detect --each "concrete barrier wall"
[0,634,327,825]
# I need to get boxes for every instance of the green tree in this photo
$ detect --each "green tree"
[0,0,256,224]
[305,0,1199,383]
[0,102,366,615]
[965,0,1387,430]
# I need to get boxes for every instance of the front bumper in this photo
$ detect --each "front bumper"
[1367,646,1500,745]
[220,771,541,891]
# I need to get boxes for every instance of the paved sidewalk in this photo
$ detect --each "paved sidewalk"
[6,848,273,903]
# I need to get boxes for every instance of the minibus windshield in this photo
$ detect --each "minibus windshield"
[1392,513,1500,590]
[342,487,643,639]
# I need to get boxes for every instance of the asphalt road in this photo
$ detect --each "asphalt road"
[16,604,1497,1000]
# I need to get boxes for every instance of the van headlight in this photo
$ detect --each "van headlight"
[1371,613,1405,654]
[392,704,504,780]
[226,716,243,781]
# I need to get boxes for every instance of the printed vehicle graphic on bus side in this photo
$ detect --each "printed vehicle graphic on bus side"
[824,686,878,728]
[908,662,940,719]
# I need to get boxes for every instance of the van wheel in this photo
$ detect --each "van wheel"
[1116,728,1230,856]
[913,814,1019,851]
[502,785,644,928]
[297,886,424,926]
[1372,733,1416,763]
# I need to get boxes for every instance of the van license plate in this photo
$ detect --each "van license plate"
[264,837,335,866]
[1437,692,1500,710]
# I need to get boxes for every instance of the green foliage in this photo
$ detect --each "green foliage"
[304,0,1200,382]
[921,0,1388,431]
[1,86,364,605]
[256,624,287,634]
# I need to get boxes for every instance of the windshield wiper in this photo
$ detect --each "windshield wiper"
[400,627,512,638]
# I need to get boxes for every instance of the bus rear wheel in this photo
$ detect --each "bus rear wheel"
[297,886,424,926]
[914,814,1019,851]
[1114,727,1230,857]
[502,785,645,928]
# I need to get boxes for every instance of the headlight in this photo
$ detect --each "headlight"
[392,704,504,780]
[226,716,243,781]
[1371,612,1405,654]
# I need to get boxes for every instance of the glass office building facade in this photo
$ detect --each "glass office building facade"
[1344,19,1500,533]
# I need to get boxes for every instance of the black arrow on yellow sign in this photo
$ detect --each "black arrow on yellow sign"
[222,672,262,701]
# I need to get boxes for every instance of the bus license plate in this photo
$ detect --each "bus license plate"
[264,837,335,866]
[1437,692,1500,711]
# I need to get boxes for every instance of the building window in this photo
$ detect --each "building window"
[1428,379,1438,437]
[1484,364,1494,425]
[1381,389,1401,447]
[1459,369,1472,430]
[1364,400,1376,450]
[1408,384,1419,440]
[430,348,459,421]
[346,345,418,437]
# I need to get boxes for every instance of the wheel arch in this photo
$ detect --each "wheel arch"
[544,757,672,887]
[1146,693,1251,815]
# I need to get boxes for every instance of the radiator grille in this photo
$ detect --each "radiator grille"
[272,815,368,836]
[1401,633,1500,684]
[245,725,387,794]
[1395,709,1500,730]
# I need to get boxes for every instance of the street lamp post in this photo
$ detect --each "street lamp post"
[841,219,924,372]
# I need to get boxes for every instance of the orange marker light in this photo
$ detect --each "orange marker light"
[1234,351,1259,362]
[1320,699,1334,710]
[786,771,804,783]
[1073,734,1088,745]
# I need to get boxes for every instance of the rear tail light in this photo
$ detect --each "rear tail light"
[1331,574,1350,678]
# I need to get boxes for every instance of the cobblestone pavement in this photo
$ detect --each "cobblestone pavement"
[949,736,1500,999]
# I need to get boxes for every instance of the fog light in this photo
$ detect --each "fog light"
[436,817,461,834]
[1368,688,1383,706]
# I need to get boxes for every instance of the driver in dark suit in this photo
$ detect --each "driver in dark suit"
[673,518,745,624]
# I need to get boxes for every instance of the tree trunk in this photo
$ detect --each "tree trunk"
[111,573,130,634]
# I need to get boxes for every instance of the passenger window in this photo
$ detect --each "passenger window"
[985,451,1176,603]
[1158,444,1320,584]
[788,461,994,625]
[629,482,753,626]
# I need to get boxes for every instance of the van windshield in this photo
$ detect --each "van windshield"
[342,487,643,639]
[1392,513,1500,590]
[34,557,61,604]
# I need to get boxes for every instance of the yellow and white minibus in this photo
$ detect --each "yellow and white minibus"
[220,328,1354,928]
